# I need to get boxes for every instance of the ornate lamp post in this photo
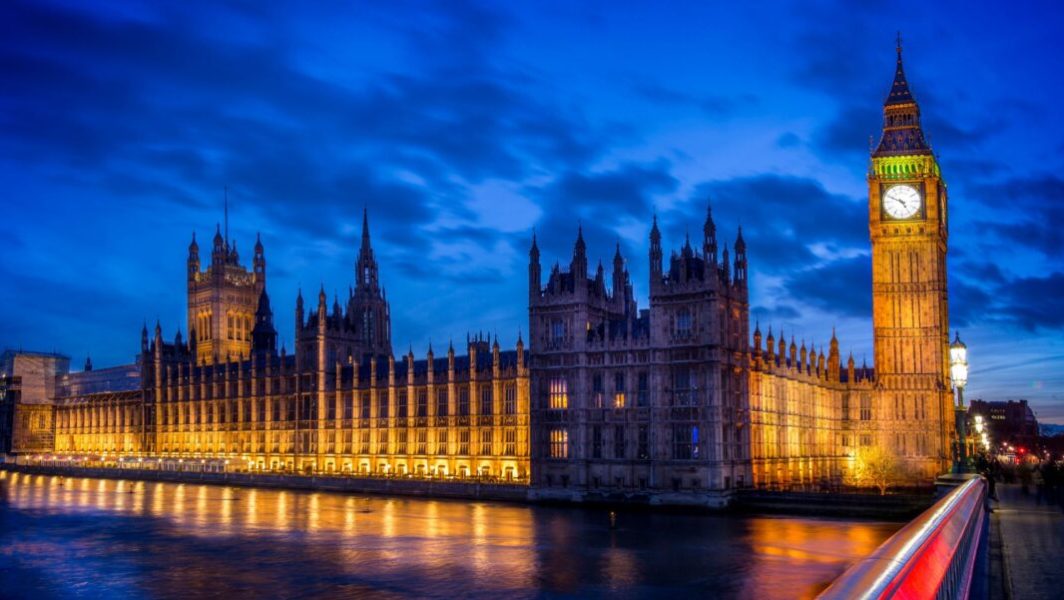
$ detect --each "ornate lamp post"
[950,332,970,473]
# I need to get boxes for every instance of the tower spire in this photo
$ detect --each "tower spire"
[873,35,930,157]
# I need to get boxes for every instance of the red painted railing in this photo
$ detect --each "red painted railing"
[819,476,987,600]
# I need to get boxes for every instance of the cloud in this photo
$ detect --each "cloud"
[631,82,758,118]
[683,174,867,273]
[969,175,1064,260]
[784,255,872,318]
[529,160,679,264]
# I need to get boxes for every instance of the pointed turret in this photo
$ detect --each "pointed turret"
[828,327,841,381]
[650,214,663,279]
[571,226,588,281]
[766,326,776,363]
[248,287,272,356]
[188,232,200,279]
[356,207,379,290]
[141,322,149,353]
[211,224,226,265]
[529,231,541,298]
[873,35,931,157]
[253,232,266,281]
[295,288,304,329]
[84,355,93,372]
[733,227,747,284]
[703,202,717,263]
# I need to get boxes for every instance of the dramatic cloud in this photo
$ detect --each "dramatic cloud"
[1,0,1062,419]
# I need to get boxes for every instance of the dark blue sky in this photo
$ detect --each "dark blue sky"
[2,1,1063,422]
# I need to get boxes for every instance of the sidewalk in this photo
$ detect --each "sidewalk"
[992,483,1064,599]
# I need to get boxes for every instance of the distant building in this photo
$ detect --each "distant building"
[0,351,69,455]
[969,399,1040,452]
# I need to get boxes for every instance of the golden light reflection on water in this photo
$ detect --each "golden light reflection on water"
[0,473,898,598]
[739,517,895,599]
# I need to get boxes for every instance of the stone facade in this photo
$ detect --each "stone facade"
[528,213,751,501]
[7,46,956,494]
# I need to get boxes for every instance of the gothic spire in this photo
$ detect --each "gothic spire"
[360,206,372,253]
[886,32,915,106]
[356,208,379,290]
[874,34,931,157]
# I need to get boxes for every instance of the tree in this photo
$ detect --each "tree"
[846,445,902,495]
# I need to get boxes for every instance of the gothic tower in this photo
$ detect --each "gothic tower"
[348,208,392,358]
[187,224,266,364]
[868,39,952,477]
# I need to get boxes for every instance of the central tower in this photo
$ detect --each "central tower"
[868,40,952,477]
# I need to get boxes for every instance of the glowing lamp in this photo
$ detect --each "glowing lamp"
[949,332,968,389]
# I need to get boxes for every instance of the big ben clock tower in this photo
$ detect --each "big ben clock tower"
[868,39,953,477]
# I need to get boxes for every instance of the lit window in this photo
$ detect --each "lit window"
[549,428,569,459]
[549,378,568,409]
[613,372,626,408]
[592,374,604,408]
[480,430,492,456]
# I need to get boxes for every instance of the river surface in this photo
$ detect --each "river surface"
[0,471,898,599]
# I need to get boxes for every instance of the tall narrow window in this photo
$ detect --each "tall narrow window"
[673,368,692,406]
[378,391,388,419]
[437,388,449,417]
[676,309,692,337]
[592,373,604,409]
[548,378,568,410]
[549,428,569,459]
[459,386,470,416]
[480,386,492,416]
[417,389,427,417]
[613,372,626,408]
[637,372,649,407]
[551,319,565,344]
[673,425,699,460]
[504,385,516,414]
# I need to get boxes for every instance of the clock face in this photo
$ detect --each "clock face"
[883,184,922,219]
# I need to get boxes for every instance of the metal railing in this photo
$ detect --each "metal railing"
[819,476,987,600]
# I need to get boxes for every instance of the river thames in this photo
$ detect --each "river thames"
[0,471,898,599]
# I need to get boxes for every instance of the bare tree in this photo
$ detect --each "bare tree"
[846,446,902,495]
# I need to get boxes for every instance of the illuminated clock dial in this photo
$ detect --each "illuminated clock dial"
[883,184,922,219]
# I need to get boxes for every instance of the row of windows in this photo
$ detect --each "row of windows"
[548,369,698,410]
[547,425,700,461]
[191,311,253,342]
[143,384,520,425]
[149,428,521,457]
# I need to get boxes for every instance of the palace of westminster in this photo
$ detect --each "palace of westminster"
[1,46,957,501]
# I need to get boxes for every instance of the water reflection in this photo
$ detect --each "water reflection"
[0,471,897,599]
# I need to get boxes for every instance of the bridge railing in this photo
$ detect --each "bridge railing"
[818,475,987,600]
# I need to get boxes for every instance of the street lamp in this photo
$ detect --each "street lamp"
[950,331,970,473]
